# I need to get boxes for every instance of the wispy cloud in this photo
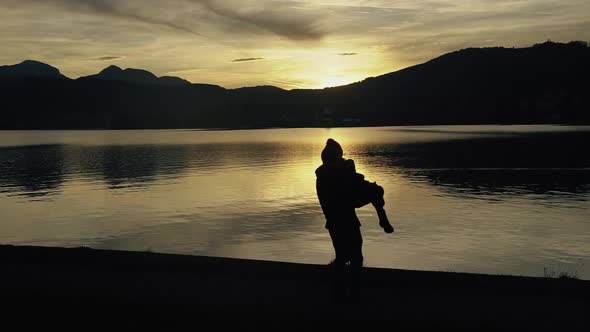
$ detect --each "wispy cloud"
[8,0,324,41]
[198,0,324,41]
[19,0,206,37]
[92,56,124,61]
[232,57,264,62]
[267,79,310,89]
[166,68,207,75]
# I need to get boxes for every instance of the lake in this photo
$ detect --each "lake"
[1,125,589,279]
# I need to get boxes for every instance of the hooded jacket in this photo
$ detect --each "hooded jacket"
[315,158,362,230]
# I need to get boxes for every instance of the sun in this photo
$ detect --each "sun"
[321,76,351,88]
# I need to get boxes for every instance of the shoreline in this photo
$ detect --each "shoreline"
[1,244,588,324]
[1,123,589,132]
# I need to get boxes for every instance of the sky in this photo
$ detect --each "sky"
[1,0,589,89]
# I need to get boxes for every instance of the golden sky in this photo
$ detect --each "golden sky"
[1,0,589,89]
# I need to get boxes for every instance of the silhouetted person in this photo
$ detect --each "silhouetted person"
[315,138,394,303]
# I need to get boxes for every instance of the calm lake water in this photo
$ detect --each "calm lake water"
[1,125,589,279]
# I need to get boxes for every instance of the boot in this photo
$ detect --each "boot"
[376,207,394,233]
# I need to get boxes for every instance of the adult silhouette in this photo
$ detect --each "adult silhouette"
[315,138,394,302]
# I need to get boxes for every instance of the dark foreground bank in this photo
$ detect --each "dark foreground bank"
[1,245,588,325]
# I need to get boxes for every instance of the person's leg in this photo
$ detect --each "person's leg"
[370,184,394,233]
[348,226,364,302]
[376,206,394,233]
[328,228,347,302]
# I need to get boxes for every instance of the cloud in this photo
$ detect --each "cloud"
[231,57,264,62]
[93,56,124,61]
[7,0,323,41]
[2,0,589,89]
[166,68,207,75]
[196,0,324,41]
[23,0,207,37]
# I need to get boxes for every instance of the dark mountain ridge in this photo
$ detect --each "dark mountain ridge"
[1,41,588,129]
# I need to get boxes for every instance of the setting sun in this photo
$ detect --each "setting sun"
[321,76,353,88]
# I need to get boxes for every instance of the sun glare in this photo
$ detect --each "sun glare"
[321,76,352,88]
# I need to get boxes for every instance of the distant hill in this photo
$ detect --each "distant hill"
[317,40,589,125]
[0,60,67,79]
[79,65,190,86]
[158,76,192,86]
[0,41,588,129]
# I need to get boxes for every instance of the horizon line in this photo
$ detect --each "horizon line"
[2,39,586,91]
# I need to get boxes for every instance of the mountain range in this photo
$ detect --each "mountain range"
[1,40,588,129]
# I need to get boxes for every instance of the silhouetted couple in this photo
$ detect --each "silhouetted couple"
[315,138,394,303]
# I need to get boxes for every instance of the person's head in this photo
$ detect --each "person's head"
[321,138,343,164]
